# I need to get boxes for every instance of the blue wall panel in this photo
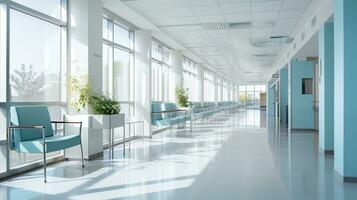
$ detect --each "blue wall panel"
[290,60,314,129]
[334,0,357,178]
[280,68,288,123]
[319,23,334,152]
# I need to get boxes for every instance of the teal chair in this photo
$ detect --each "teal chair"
[8,106,84,182]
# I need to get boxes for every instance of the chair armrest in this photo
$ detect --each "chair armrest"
[7,125,46,149]
[51,121,82,124]
[8,125,45,129]
[51,121,82,136]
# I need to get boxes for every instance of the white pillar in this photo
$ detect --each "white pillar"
[67,0,103,159]
[220,79,223,102]
[228,83,231,101]
[214,73,218,104]
[169,49,183,103]
[233,85,236,101]
[134,30,152,137]
[197,64,204,103]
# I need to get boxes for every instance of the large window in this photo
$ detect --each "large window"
[103,15,135,143]
[102,17,134,115]
[0,1,67,171]
[151,41,170,102]
[204,69,215,102]
[222,79,229,101]
[239,85,266,109]
[10,10,62,102]
[183,58,198,102]
[217,77,222,101]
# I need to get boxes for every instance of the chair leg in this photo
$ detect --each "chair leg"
[80,142,84,168]
[43,151,47,183]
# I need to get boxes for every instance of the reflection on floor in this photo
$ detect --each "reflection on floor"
[1,109,357,200]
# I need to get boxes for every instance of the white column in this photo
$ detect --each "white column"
[134,30,152,137]
[228,83,231,101]
[214,73,218,104]
[233,85,236,101]
[220,79,223,102]
[67,0,103,159]
[169,49,183,103]
[197,64,204,103]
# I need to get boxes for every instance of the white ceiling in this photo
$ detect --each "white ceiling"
[122,0,313,84]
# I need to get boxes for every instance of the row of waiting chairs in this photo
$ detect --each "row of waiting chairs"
[151,101,239,134]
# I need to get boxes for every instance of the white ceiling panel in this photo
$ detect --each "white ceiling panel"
[155,17,199,26]
[125,0,186,10]
[251,1,282,12]
[252,11,279,21]
[279,10,305,19]
[186,0,218,6]
[220,3,251,14]
[122,0,313,84]
[223,13,251,22]
[164,7,195,18]
[282,0,312,10]
[191,5,221,16]
[198,15,225,23]
[275,18,299,26]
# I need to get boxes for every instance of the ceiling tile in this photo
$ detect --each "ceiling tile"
[279,10,305,19]
[252,1,282,12]
[155,16,199,26]
[220,2,251,14]
[191,5,221,16]
[252,12,279,21]
[223,13,251,23]
[164,7,195,18]
[186,0,218,6]
[198,15,225,23]
[281,0,312,10]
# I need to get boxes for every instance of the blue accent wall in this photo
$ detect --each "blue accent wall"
[319,23,334,152]
[267,84,275,116]
[290,60,314,129]
[334,0,357,178]
[280,68,288,123]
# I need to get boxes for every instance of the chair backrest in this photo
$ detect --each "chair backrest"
[10,106,53,148]
[162,103,177,118]
[151,102,163,124]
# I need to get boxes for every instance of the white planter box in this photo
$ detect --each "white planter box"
[90,113,125,129]
[63,113,125,160]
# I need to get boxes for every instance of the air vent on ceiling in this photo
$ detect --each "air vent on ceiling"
[253,53,277,58]
[252,36,293,48]
[272,74,279,78]
[301,31,305,41]
[311,16,317,28]
[203,22,251,30]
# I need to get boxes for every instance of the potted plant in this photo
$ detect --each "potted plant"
[65,75,124,160]
[88,93,124,130]
[175,85,190,108]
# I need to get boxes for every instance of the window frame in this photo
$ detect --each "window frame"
[102,11,135,118]
[0,0,68,178]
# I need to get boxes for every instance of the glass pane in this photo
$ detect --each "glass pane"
[239,85,246,92]
[10,9,61,102]
[13,0,63,20]
[113,48,130,101]
[152,42,160,60]
[261,85,267,92]
[247,85,254,91]
[162,46,170,64]
[114,24,129,47]
[246,92,254,108]
[103,18,111,41]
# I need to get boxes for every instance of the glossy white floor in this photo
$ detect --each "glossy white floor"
[1,109,357,200]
